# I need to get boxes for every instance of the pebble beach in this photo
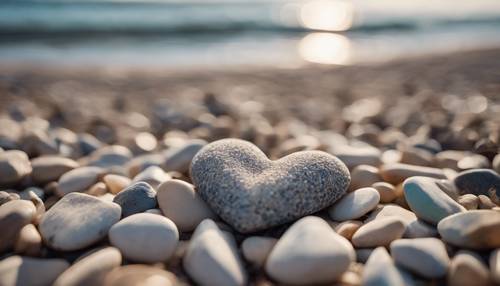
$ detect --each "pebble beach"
[0,48,500,286]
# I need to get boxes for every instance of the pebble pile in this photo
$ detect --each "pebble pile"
[0,91,500,286]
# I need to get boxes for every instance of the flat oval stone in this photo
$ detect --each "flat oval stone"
[40,193,121,251]
[328,187,380,221]
[190,139,350,233]
[390,238,450,278]
[109,213,178,263]
[362,247,405,286]
[163,139,207,173]
[241,236,277,268]
[57,166,104,196]
[103,265,176,286]
[0,256,69,286]
[448,250,491,286]
[157,179,216,232]
[403,176,465,225]
[453,169,500,197]
[265,216,354,285]
[103,174,131,194]
[331,144,381,170]
[113,182,157,217]
[0,150,32,187]
[30,156,78,184]
[0,200,36,252]
[183,219,247,286]
[380,163,446,185]
[352,217,405,248]
[437,210,500,249]
[54,247,122,286]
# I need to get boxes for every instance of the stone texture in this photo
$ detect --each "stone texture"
[265,216,354,285]
[0,200,36,252]
[241,236,277,267]
[362,247,405,286]
[109,213,179,263]
[30,156,78,184]
[403,176,465,225]
[190,139,350,233]
[437,210,500,249]
[40,193,121,251]
[54,247,122,286]
[103,265,176,286]
[57,166,104,196]
[391,238,450,278]
[0,150,32,187]
[103,174,131,194]
[380,163,446,185]
[328,187,380,221]
[453,168,500,197]
[183,219,247,286]
[448,250,491,286]
[157,179,216,232]
[112,182,157,217]
[352,217,405,247]
[0,256,69,286]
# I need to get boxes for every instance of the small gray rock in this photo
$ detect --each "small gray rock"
[453,169,500,197]
[113,182,157,217]
[190,139,350,233]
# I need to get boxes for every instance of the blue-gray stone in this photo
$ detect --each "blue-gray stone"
[112,182,157,217]
[453,169,500,197]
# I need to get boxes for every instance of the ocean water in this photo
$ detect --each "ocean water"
[1,0,500,69]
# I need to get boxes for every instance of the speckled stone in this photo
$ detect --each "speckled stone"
[0,150,32,187]
[112,182,157,217]
[190,139,350,233]
[39,193,121,251]
[0,256,69,286]
[453,169,499,197]
[437,210,500,249]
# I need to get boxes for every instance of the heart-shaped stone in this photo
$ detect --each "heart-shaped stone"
[190,139,350,233]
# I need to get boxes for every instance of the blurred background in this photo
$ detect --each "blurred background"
[2,0,500,70]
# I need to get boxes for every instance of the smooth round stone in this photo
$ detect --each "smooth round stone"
[390,238,450,278]
[352,217,405,248]
[380,163,446,185]
[403,176,465,225]
[448,250,491,286]
[453,169,500,197]
[14,224,42,256]
[490,249,500,284]
[0,200,36,252]
[0,256,69,286]
[331,144,381,170]
[183,219,247,286]
[109,213,178,263]
[40,193,121,251]
[103,265,176,286]
[457,154,490,170]
[362,247,405,286]
[54,247,122,286]
[400,147,434,166]
[190,139,350,233]
[365,204,417,226]
[349,165,381,191]
[0,150,32,186]
[372,181,398,203]
[241,236,278,267]
[30,156,78,184]
[103,174,131,194]
[113,182,157,217]
[437,210,500,249]
[334,220,363,240]
[163,139,207,173]
[265,216,354,285]
[132,165,170,189]
[157,179,216,232]
[57,166,104,196]
[458,194,479,210]
[86,145,132,168]
[328,187,380,221]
